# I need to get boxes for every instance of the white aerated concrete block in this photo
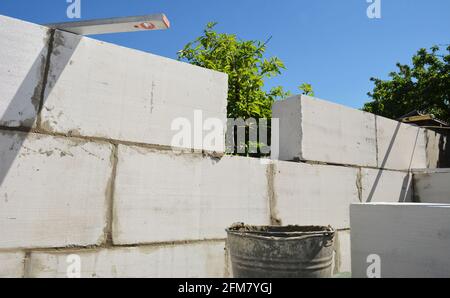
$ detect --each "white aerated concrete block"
[272,161,359,229]
[0,15,49,127]
[376,116,427,170]
[272,95,377,167]
[0,252,25,278]
[413,170,450,204]
[335,230,351,274]
[40,30,228,152]
[0,131,113,249]
[272,97,302,161]
[351,203,450,278]
[360,168,412,203]
[28,242,227,278]
[113,146,270,245]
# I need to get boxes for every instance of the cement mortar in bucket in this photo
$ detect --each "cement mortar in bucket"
[226,223,335,278]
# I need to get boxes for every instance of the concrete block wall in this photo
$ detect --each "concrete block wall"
[113,148,270,245]
[2,15,442,278]
[273,95,436,171]
[27,241,228,278]
[273,95,377,167]
[0,14,227,152]
[376,116,427,170]
[0,15,234,278]
[271,95,447,277]
[271,161,359,229]
[360,168,412,203]
[2,15,353,278]
[0,131,112,250]
[40,30,228,152]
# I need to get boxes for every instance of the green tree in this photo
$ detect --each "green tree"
[299,83,314,96]
[177,22,290,120]
[363,45,450,123]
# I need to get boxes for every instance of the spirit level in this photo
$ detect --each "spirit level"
[45,13,170,35]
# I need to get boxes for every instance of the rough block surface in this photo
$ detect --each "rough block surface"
[27,242,227,278]
[0,131,113,249]
[0,252,25,278]
[272,95,377,167]
[113,146,270,244]
[272,161,359,229]
[40,30,228,152]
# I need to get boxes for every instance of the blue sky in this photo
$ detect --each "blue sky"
[1,0,449,108]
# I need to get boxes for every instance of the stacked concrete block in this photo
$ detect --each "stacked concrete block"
[0,131,113,249]
[113,146,271,245]
[351,203,450,278]
[272,95,377,167]
[424,130,450,168]
[27,242,227,278]
[40,30,228,152]
[424,130,442,168]
[0,15,50,128]
[272,95,438,172]
[376,116,427,170]
[271,97,302,162]
[413,169,450,204]
[0,252,25,278]
[272,161,359,229]
[360,168,412,203]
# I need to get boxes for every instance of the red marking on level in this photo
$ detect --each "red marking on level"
[134,22,156,30]
[162,14,171,29]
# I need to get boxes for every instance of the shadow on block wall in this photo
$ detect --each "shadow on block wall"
[0,29,80,188]
[366,122,419,203]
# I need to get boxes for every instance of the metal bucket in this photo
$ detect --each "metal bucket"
[226,224,335,278]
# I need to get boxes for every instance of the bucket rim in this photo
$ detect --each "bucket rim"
[226,224,335,241]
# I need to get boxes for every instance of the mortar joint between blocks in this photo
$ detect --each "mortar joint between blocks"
[356,167,363,202]
[267,162,281,226]
[104,144,119,247]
